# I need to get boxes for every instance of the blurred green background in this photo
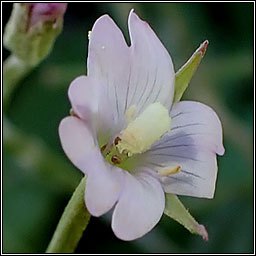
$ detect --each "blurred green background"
[3,2,254,253]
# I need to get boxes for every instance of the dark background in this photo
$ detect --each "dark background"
[3,2,254,253]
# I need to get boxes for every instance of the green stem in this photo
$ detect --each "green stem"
[46,176,91,253]
[3,54,33,109]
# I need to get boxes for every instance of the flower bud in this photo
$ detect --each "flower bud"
[3,3,67,66]
[26,3,67,28]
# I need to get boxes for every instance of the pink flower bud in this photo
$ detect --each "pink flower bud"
[26,3,67,28]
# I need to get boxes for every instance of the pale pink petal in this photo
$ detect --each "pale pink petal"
[68,76,98,122]
[58,116,96,173]
[68,76,114,143]
[59,116,124,216]
[84,150,124,217]
[111,168,165,241]
[88,14,130,129]
[143,101,224,199]
[88,11,175,129]
[127,10,175,114]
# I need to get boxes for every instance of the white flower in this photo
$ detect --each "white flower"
[59,10,224,241]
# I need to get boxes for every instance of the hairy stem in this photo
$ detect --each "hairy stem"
[46,176,91,253]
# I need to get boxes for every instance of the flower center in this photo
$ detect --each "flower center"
[117,102,171,156]
[101,102,171,170]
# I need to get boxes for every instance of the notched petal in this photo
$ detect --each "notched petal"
[85,151,124,217]
[111,169,165,241]
[58,116,95,173]
[126,10,175,113]
[144,101,224,199]
[68,76,98,121]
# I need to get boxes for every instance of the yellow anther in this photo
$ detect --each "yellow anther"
[157,165,181,176]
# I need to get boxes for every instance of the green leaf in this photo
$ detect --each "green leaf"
[174,40,208,102]
[164,193,208,241]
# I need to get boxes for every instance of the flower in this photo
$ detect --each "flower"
[59,10,224,241]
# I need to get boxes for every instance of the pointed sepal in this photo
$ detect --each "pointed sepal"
[164,193,208,241]
[174,40,208,102]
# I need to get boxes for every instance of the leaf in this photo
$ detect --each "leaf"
[174,40,208,102]
[164,193,208,241]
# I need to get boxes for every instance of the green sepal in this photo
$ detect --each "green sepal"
[164,193,208,241]
[174,40,208,102]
